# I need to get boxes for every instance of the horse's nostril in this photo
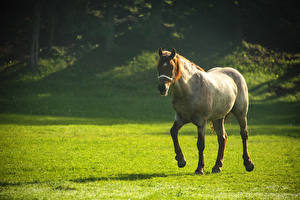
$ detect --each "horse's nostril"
[158,84,166,94]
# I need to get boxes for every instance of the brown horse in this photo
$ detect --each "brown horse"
[157,48,254,174]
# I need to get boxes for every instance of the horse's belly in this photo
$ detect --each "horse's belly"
[173,100,210,122]
[208,93,236,120]
[173,89,236,122]
[205,74,237,120]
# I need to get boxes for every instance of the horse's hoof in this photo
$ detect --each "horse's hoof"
[177,160,186,168]
[175,155,186,168]
[195,169,204,175]
[212,166,221,173]
[244,161,254,172]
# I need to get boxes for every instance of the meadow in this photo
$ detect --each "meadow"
[0,46,300,199]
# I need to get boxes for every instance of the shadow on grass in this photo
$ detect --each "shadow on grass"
[0,173,196,187]
[249,63,300,98]
[0,77,174,126]
[0,100,299,126]
[71,173,167,182]
[0,113,169,126]
[0,63,299,127]
[70,172,196,183]
[0,180,39,187]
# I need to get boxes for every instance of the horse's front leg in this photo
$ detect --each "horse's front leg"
[195,121,206,175]
[170,121,186,168]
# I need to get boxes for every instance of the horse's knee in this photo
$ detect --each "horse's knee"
[170,126,178,138]
[170,121,182,136]
[240,129,248,140]
[170,127,175,135]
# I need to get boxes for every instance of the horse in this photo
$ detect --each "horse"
[157,48,254,175]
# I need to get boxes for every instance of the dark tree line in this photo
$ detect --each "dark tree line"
[30,0,41,71]
[0,0,299,72]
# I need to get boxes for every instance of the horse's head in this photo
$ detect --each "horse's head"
[157,48,181,96]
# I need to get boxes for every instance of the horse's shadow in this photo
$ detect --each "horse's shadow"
[0,172,215,187]
[70,172,195,183]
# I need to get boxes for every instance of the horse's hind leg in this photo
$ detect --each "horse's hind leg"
[234,114,254,172]
[212,118,227,173]
[170,120,186,168]
[195,120,206,175]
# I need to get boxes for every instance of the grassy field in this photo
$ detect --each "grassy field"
[0,117,299,199]
[0,47,300,199]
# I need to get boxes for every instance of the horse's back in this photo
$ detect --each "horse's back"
[208,67,248,90]
[208,67,249,116]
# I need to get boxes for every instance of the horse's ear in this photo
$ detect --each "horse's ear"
[171,48,176,59]
[158,48,163,57]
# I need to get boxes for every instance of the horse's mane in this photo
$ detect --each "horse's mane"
[176,54,205,72]
[161,50,205,73]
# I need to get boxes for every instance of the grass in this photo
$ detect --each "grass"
[0,42,300,199]
[0,120,299,199]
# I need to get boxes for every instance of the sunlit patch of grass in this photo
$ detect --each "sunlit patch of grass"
[0,116,299,199]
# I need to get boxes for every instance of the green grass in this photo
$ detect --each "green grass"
[0,120,299,199]
[0,43,300,199]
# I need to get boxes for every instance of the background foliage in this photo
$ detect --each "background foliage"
[1,0,299,100]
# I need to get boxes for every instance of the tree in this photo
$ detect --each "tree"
[105,0,116,52]
[30,0,41,72]
[146,0,163,46]
[47,1,57,50]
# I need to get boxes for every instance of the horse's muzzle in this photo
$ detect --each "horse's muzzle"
[158,83,169,96]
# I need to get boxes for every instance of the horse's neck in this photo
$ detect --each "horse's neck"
[173,59,202,97]
[181,58,200,79]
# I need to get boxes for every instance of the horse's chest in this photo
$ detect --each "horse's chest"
[172,98,205,121]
